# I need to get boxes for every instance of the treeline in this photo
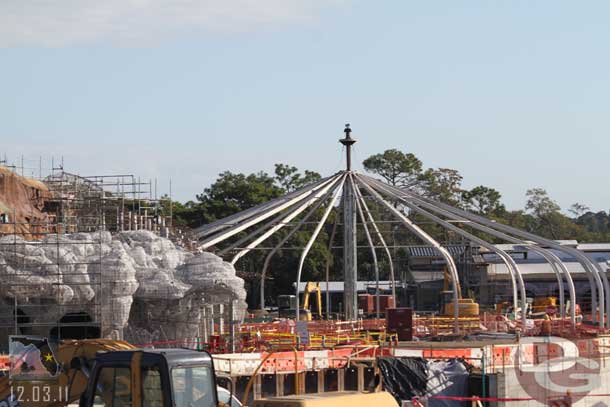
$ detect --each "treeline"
[362,149,610,242]
[159,149,609,306]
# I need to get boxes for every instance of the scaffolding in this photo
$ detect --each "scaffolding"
[0,157,172,350]
[44,170,169,235]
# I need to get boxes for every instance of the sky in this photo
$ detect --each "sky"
[2,1,610,212]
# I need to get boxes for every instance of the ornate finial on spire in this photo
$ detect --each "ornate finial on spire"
[344,123,352,139]
[339,123,357,171]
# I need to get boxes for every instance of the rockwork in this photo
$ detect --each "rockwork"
[0,230,247,344]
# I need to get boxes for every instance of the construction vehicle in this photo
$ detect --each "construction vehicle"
[530,296,582,320]
[531,296,558,313]
[496,296,582,321]
[440,268,479,317]
[278,295,309,320]
[302,282,323,320]
[278,282,323,321]
[0,338,136,407]
[78,347,222,407]
[0,338,241,407]
[1,337,396,407]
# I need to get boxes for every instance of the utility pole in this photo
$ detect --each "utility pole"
[339,124,358,320]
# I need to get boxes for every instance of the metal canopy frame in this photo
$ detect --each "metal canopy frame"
[360,174,588,329]
[191,126,603,332]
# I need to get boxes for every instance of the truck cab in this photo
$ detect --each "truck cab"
[79,349,219,407]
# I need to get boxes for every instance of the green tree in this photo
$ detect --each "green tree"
[196,171,284,223]
[525,188,560,217]
[523,188,583,239]
[274,163,322,191]
[420,167,464,205]
[496,210,536,233]
[156,195,205,228]
[462,185,505,215]
[576,211,609,234]
[362,149,423,187]
[569,203,590,218]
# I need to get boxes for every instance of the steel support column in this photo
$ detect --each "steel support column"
[342,174,358,320]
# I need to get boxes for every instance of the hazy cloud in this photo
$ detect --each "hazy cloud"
[0,0,344,47]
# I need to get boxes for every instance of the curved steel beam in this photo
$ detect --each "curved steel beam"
[295,175,347,321]
[363,174,595,328]
[194,175,333,238]
[324,216,339,318]
[352,182,397,300]
[231,175,343,264]
[356,174,526,327]
[199,175,340,250]
[519,246,564,317]
[356,175,461,334]
[259,176,344,310]
[425,193,606,327]
[398,179,604,326]
[219,206,302,257]
[521,245,577,327]
[363,174,578,329]
[350,174,381,318]
[560,246,607,326]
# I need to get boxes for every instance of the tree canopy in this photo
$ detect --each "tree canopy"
[462,185,505,216]
[362,149,423,187]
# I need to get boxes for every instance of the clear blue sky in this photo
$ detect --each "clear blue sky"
[2,1,609,212]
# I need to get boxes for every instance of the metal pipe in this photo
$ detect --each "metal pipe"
[562,246,607,326]
[356,175,524,326]
[392,180,596,327]
[350,174,380,318]
[194,175,334,239]
[362,174,579,329]
[231,175,343,264]
[199,175,339,250]
[218,210,293,256]
[517,245,576,329]
[259,178,343,310]
[413,186,606,326]
[353,182,397,300]
[522,246,565,319]
[325,217,339,318]
[366,177,584,327]
[356,175,461,334]
[220,175,343,256]
[295,175,346,322]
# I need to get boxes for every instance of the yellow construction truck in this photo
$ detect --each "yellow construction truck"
[441,268,479,317]
[278,282,323,321]
[0,338,397,407]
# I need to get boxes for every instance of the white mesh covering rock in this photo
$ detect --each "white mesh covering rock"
[0,231,247,342]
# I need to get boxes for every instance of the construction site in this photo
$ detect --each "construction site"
[1,127,610,407]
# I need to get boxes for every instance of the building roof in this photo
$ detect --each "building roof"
[407,245,467,258]
[576,243,610,251]
[486,261,610,280]
[479,241,610,253]
[297,281,398,293]
[410,271,444,283]
[481,248,610,264]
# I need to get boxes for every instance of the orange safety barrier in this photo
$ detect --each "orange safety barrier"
[134,312,610,354]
